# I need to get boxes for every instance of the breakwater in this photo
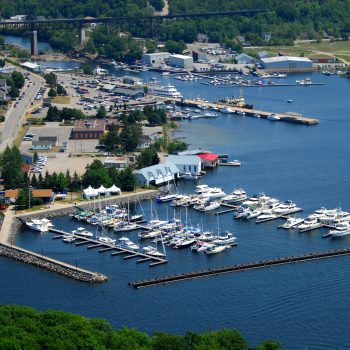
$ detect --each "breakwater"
[130,248,350,288]
[0,243,108,283]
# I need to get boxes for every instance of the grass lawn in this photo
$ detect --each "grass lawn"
[52,96,70,104]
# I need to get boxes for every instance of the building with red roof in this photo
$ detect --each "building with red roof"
[198,153,218,168]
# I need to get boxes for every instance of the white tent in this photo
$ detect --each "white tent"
[83,186,99,198]
[97,185,107,194]
[106,184,121,194]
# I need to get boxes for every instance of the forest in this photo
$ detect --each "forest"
[0,305,282,350]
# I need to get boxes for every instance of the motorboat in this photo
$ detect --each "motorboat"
[205,245,230,254]
[194,200,221,212]
[156,193,178,203]
[174,238,196,249]
[114,222,139,232]
[308,207,329,220]
[220,107,235,114]
[222,189,247,204]
[273,200,300,214]
[298,217,320,231]
[118,237,139,251]
[228,160,241,166]
[212,232,237,246]
[233,206,251,219]
[203,112,218,118]
[97,236,116,245]
[191,241,212,252]
[149,83,183,98]
[236,110,245,116]
[63,235,76,243]
[138,229,161,239]
[181,172,199,180]
[267,114,280,121]
[244,209,262,220]
[280,217,304,229]
[142,246,166,258]
[71,227,94,237]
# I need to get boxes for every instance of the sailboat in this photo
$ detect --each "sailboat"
[212,216,237,246]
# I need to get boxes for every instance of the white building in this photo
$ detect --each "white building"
[142,52,170,67]
[31,141,52,151]
[169,54,193,69]
[10,15,27,21]
[260,56,313,70]
[133,163,179,186]
[166,155,202,176]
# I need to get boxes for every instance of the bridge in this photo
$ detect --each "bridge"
[0,10,265,55]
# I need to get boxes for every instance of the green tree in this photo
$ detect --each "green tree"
[167,140,188,154]
[44,72,57,88]
[83,64,94,75]
[82,160,111,188]
[11,71,25,89]
[137,146,159,168]
[0,146,24,189]
[48,88,57,97]
[16,188,29,209]
[118,167,137,191]
[0,59,5,68]
[56,84,67,95]
[96,105,107,119]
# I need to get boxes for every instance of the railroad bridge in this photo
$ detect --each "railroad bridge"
[0,10,264,56]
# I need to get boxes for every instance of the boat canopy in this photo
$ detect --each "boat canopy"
[105,185,121,194]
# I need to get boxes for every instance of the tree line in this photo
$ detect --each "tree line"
[0,70,25,100]
[0,305,282,350]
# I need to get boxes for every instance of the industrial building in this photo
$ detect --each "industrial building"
[169,54,193,69]
[141,52,170,67]
[260,56,313,70]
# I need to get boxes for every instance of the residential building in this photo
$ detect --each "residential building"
[169,54,193,69]
[138,135,152,150]
[166,155,202,176]
[32,189,53,203]
[133,163,179,186]
[260,56,313,70]
[71,119,105,139]
[197,33,208,43]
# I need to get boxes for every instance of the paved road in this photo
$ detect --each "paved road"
[0,68,43,151]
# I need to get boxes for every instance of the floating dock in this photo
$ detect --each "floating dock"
[49,228,167,267]
[130,248,350,288]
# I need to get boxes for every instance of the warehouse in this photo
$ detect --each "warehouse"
[142,52,170,67]
[169,54,193,69]
[260,56,313,71]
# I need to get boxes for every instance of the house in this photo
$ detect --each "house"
[133,163,180,186]
[198,153,219,168]
[166,155,202,176]
[235,53,255,65]
[138,135,152,150]
[0,79,10,103]
[32,189,53,203]
[104,157,130,169]
[31,141,53,151]
[71,119,105,139]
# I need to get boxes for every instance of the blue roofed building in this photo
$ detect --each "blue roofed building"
[166,155,202,176]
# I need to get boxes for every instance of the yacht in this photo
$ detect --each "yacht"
[205,245,230,255]
[222,189,247,204]
[273,200,300,214]
[280,217,304,229]
[195,184,209,194]
[97,236,116,245]
[26,220,49,232]
[233,206,251,219]
[71,227,94,237]
[267,114,280,121]
[298,217,320,231]
[203,112,218,118]
[244,209,262,220]
[174,238,196,249]
[149,83,183,98]
[200,188,226,200]
[191,241,213,252]
[329,222,350,238]
[156,193,178,203]
[118,237,139,251]
[256,210,277,222]
[63,235,76,243]
[138,229,161,240]
[114,222,139,232]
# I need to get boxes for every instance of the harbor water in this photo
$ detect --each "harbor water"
[3,35,350,349]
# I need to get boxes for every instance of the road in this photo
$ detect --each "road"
[0,67,43,151]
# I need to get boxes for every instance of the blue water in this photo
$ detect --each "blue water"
[4,34,53,52]
[1,38,350,348]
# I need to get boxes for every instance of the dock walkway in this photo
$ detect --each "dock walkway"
[131,248,350,288]
[50,228,167,267]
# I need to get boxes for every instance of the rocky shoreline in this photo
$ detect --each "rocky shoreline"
[0,243,108,283]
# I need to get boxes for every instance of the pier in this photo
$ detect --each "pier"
[162,97,319,125]
[49,228,167,267]
[130,248,350,288]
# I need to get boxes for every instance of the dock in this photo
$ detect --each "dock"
[216,202,241,216]
[161,97,319,125]
[130,248,350,288]
[49,228,167,267]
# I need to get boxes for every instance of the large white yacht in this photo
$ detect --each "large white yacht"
[298,217,319,231]
[222,189,247,204]
[149,83,183,98]
[329,222,350,238]
[280,217,304,229]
